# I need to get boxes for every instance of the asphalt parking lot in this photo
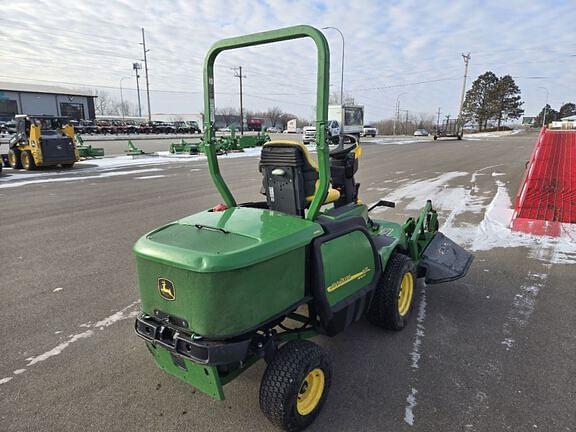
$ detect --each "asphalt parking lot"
[0,131,574,431]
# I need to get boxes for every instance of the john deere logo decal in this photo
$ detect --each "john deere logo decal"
[158,278,175,301]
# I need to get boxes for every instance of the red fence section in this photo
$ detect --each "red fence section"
[511,128,576,237]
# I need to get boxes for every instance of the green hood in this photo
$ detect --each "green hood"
[133,206,324,273]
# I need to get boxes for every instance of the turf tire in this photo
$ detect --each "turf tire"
[259,340,332,432]
[366,252,416,331]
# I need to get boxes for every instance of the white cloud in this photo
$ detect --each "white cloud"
[0,0,574,120]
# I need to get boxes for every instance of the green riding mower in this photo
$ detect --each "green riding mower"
[133,25,473,432]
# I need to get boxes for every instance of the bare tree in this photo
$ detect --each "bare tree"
[329,91,356,105]
[266,106,283,127]
[216,107,240,126]
[92,89,117,116]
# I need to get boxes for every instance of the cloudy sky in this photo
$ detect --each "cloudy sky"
[0,0,574,121]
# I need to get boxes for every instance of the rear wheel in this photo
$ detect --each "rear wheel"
[260,340,332,432]
[21,150,37,170]
[366,253,416,331]
[8,149,22,169]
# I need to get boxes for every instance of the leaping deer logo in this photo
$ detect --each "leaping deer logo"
[158,278,175,301]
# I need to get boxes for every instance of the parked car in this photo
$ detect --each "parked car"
[147,121,174,134]
[96,120,114,135]
[302,126,316,144]
[413,129,429,136]
[266,126,281,133]
[186,120,201,133]
[124,120,139,134]
[362,125,378,137]
[138,122,153,134]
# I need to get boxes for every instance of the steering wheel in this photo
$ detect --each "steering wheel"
[329,134,358,159]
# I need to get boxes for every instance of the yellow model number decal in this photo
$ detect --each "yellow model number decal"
[327,267,371,293]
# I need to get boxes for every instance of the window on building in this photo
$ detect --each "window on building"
[60,102,85,121]
[0,99,18,121]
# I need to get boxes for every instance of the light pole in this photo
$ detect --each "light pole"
[119,76,131,120]
[132,63,142,117]
[393,92,406,136]
[538,86,549,127]
[322,26,345,144]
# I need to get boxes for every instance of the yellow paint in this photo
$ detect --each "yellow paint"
[158,278,176,301]
[29,124,43,165]
[297,368,325,416]
[306,180,340,204]
[327,266,371,293]
[354,143,362,159]
[398,272,414,316]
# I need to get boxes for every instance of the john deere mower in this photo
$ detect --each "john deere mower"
[134,25,473,432]
[8,115,78,170]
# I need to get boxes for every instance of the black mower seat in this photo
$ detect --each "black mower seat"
[262,141,340,204]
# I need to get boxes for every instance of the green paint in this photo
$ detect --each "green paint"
[136,247,305,337]
[147,343,225,399]
[202,25,330,220]
[134,207,323,273]
[321,231,376,305]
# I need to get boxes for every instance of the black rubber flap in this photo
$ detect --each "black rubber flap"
[420,232,474,284]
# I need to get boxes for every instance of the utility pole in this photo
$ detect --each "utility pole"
[140,28,152,122]
[394,93,406,136]
[400,109,409,134]
[538,86,549,127]
[133,63,142,117]
[119,76,130,120]
[436,107,442,129]
[458,52,471,124]
[405,110,409,134]
[232,66,246,135]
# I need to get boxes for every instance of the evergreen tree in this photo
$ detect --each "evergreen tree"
[462,72,499,131]
[494,75,524,130]
[559,102,576,119]
[534,104,559,127]
[462,72,523,131]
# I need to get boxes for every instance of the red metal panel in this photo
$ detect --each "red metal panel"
[511,128,576,236]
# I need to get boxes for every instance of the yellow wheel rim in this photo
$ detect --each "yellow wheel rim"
[296,368,325,416]
[398,272,414,316]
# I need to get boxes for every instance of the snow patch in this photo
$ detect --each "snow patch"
[134,174,166,180]
[11,301,141,377]
[404,387,418,426]
[0,168,164,189]
[26,330,94,366]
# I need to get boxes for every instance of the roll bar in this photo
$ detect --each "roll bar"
[203,25,330,221]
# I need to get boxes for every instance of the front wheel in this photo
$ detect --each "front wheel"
[8,149,22,169]
[21,150,37,170]
[260,340,332,432]
[366,253,416,331]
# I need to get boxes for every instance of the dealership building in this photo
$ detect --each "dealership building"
[0,82,97,121]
